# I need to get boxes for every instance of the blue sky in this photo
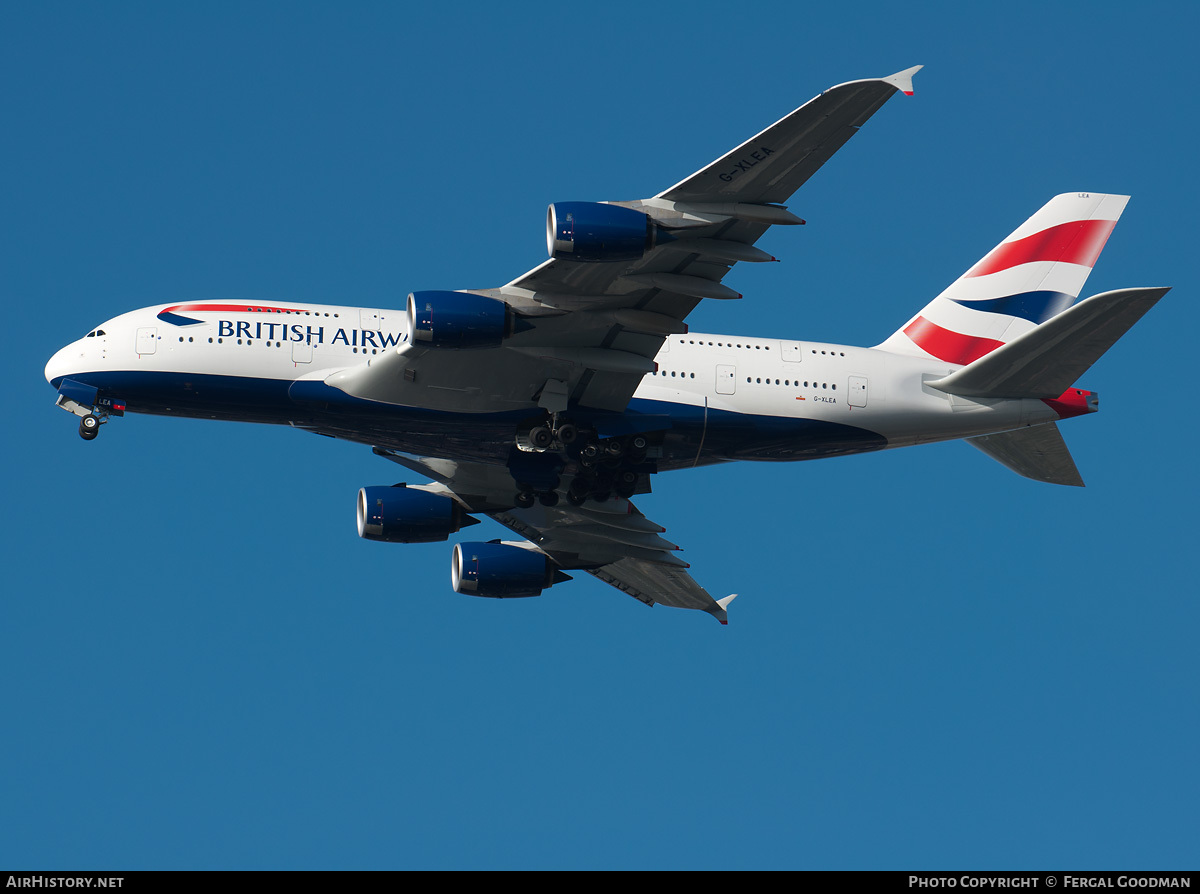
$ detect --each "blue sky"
[3,1,1197,870]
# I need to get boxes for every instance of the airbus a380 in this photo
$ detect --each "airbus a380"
[44,67,1167,624]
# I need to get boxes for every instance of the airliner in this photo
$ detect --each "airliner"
[44,67,1167,623]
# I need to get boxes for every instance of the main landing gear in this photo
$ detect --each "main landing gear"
[514,483,560,509]
[510,415,651,509]
[568,434,648,504]
[520,415,578,453]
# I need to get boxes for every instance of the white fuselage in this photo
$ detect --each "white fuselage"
[45,301,1066,466]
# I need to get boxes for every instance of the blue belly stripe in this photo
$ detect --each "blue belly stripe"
[51,369,889,466]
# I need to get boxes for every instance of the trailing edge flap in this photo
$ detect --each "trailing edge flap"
[967,422,1084,487]
[927,287,1169,398]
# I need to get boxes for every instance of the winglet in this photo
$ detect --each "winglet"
[709,593,739,625]
[883,65,923,96]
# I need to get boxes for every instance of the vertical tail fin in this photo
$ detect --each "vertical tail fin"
[877,193,1129,364]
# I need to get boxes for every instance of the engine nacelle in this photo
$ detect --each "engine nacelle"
[546,202,670,262]
[451,541,568,599]
[357,485,478,544]
[406,291,510,349]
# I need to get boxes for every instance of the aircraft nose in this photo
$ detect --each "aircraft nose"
[45,343,77,388]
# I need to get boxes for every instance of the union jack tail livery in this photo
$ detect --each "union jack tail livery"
[878,193,1129,364]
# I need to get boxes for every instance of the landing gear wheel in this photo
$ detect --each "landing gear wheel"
[566,490,587,507]
[555,423,577,446]
[538,491,560,507]
[529,425,554,450]
[614,470,639,498]
[514,490,536,509]
[79,415,100,441]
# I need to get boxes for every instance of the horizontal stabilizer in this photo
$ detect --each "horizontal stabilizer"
[927,287,1168,398]
[968,422,1085,487]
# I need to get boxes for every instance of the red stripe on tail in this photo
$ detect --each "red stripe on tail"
[965,219,1117,278]
[903,317,1005,365]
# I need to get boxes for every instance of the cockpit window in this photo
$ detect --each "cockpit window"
[96,329,105,336]
[84,329,106,338]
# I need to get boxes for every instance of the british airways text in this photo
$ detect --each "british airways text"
[216,321,404,348]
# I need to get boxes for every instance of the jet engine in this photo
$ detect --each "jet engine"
[451,541,571,598]
[546,202,673,262]
[357,485,479,544]
[406,291,511,349]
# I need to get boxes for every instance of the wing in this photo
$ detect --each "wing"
[374,448,738,623]
[327,67,921,414]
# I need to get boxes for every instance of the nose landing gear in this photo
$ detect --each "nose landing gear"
[56,384,123,442]
[78,414,102,440]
